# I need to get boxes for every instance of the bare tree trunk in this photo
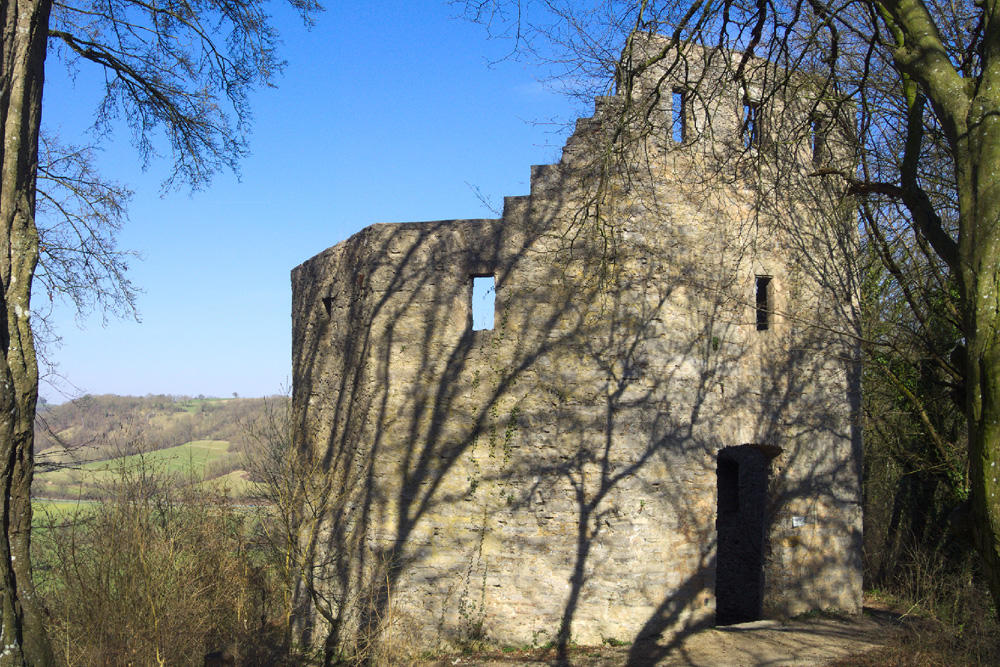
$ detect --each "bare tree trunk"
[966,326,1000,614]
[0,0,54,665]
[959,87,1000,617]
[872,0,1000,615]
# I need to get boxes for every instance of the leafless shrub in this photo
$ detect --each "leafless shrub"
[857,539,1000,667]
[33,429,285,667]
[240,397,417,666]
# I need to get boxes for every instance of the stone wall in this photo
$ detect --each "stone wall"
[291,40,863,653]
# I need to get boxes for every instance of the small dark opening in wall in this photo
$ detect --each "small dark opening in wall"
[743,100,761,148]
[322,296,333,316]
[811,116,827,164]
[672,89,687,142]
[755,276,772,331]
[471,275,495,331]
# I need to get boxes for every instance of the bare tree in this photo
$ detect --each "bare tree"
[32,132,139,366]
[0,0,318,664]
[240,396,370,663]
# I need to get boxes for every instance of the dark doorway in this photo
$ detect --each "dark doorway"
[715,445,770,625]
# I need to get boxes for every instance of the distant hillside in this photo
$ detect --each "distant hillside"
[33,394,287,499]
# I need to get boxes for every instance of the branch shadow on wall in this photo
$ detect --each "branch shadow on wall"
[288,60,862,665]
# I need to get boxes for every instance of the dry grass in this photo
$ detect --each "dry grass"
[829,631,977,667]
[830,592,1000,667]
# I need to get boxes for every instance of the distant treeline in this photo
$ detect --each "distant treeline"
[35,394,288,457]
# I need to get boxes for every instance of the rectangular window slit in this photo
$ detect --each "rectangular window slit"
[811,116,826,164]
[755,276,771,331]
[672,89,687,142]
[471,275,495,331]
[743,100,761,148]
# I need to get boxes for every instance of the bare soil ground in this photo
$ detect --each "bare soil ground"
[424,608,905,667]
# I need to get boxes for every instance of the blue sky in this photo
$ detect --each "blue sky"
[39,1,588,401]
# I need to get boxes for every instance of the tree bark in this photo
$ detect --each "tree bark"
[874,0,1000,616]
[959,80,1000,622]
[0,0,54,665]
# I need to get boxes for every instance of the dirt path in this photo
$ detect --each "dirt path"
[426,609,902,667]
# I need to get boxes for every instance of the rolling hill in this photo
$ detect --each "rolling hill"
[33,394,285,500]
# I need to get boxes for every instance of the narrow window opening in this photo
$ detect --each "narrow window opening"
[672,89,687,142]
[811,116,827,164]
[743,100,761,148]
[755,276,772,331]
[471,275,495,331]
[322,296,333,316]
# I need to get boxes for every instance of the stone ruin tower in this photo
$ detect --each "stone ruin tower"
[291,38,862,653]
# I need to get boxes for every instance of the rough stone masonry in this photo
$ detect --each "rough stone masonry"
[291,39,863,652]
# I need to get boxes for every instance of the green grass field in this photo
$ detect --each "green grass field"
[194,469,262,498]
[32,498,98,529]
[34,440,238,500]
